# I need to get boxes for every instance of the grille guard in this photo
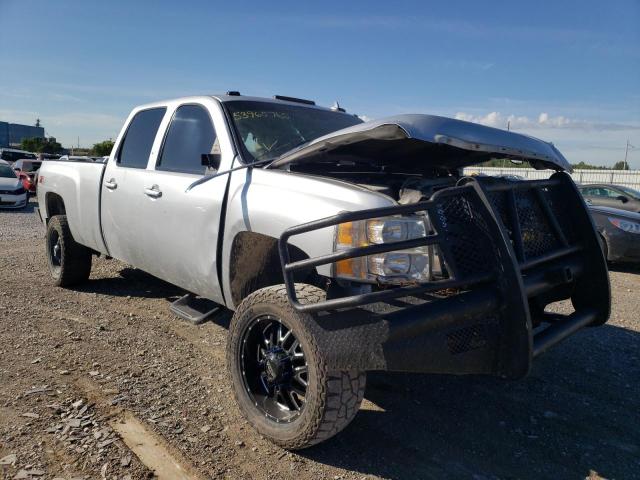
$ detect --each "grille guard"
[278,172,610,378]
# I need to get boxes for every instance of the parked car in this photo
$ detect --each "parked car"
[590,205,640,263]
[36,94,610,449]
[36,153,62,161]
[0,160,28,209]
[0,148,37,164]
[579,184,640,213]
[13,159,43,194]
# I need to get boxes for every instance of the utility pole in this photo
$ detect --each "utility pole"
[623,139,634,170]
[503,120,511,169]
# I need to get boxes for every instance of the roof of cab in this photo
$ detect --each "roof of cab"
[133,94,345,114]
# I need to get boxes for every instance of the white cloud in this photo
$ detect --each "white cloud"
[454,111,640,132]
[442,60,495,71]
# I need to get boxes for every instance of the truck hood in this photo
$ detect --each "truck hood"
[269,114,571,172]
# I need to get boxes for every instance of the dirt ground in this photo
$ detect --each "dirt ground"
[1,200,639,480]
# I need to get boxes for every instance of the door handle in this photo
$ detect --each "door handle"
[104,179,117,190]
[144,185,162,198]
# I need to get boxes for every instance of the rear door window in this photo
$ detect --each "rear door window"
[157,104,217,175]
[117,108,166,169]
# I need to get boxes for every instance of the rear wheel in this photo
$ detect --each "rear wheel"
[227,284,366,449]
[46,215,92,287]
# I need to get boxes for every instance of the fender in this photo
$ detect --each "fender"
[220,168,395,309]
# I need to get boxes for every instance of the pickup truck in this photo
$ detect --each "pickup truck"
[36,93,610,449]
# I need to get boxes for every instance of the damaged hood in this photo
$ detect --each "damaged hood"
[269,114,571,172]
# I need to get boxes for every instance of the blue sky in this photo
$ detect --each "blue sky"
[0,0,638,166]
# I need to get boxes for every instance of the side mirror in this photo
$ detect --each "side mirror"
[617,195,629,203]
[201,153,221,171]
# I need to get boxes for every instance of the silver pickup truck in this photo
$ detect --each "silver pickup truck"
[36,93,610,449]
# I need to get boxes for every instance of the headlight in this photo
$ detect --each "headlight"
[609,217,640,234]
[334,215,431,284]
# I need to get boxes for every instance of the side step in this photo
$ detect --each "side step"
[170,293,229,325]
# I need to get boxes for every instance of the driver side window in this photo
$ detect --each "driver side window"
[157,104,218,175]
[601,187,620,198]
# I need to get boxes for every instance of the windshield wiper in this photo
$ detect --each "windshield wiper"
[186,157,273,192]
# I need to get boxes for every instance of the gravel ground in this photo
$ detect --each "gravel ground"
[0,200,639,480]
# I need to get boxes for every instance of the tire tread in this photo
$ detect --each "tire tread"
[47,215,92,287]
[227,283,366,449]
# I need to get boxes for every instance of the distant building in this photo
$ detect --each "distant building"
[0,121,45,147]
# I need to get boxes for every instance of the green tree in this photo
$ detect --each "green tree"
[479,158,531,168]
[612,161,629,170]
[571,161,604,170]
[20,137,64,154]
[90,140,115,157]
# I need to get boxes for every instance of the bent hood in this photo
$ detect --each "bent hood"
[269,114,571,172]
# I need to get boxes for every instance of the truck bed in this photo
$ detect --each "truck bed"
[37,159,108,254]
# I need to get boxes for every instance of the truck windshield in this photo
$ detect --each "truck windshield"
[0,165,17,178]
[225,101,362,163]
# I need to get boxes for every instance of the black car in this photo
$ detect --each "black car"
[579,184,640,213]
[589,205,640,263]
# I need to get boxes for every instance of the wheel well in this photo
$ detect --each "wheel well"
[229,231,319,306]
[45,193,66,221]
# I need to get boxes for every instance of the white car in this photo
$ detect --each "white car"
[0,160,28,209]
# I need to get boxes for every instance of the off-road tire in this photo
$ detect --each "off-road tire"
[227,284,366,449]
[46,215,92,287]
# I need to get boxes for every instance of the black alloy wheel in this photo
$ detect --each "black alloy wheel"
[240,315,308,423]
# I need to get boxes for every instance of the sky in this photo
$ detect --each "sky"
[0,0,638,166]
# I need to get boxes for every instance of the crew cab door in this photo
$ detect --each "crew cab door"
[101,99,235,305]
[101,106,167,269]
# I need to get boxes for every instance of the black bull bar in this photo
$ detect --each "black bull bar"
[278,172,610,379]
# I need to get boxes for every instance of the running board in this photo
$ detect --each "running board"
[170,293,228,325]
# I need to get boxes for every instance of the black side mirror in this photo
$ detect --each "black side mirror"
[201,153,221,170]
[617,195,629,203]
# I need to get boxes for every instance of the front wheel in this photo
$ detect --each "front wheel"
[46,215,92,287]
[227,284,366,449]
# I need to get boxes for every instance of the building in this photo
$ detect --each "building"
[0,121,45,147]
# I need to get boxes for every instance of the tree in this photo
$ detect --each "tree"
[480,158,531,168]
[90,140,115,157]
[570,161,608,170]
[20,137,64,154]
[612,161,629,170]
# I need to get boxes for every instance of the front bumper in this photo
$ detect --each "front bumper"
[0,193,28,209]
[279,172,610,379]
